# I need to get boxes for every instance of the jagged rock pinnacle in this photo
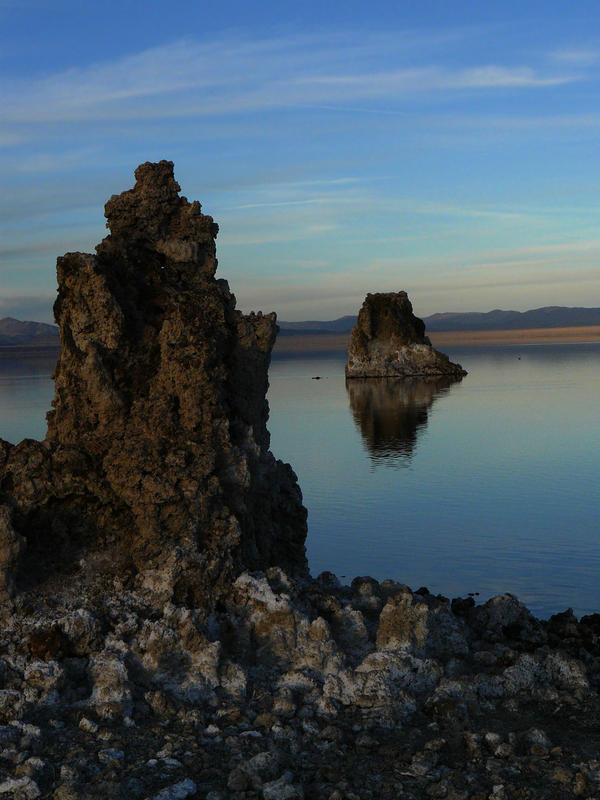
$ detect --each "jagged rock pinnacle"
[0,161,307,603]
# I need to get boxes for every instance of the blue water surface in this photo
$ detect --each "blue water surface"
[1,343,599,617]
[268,343,600,618]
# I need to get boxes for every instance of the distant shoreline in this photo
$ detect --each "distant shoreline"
[1,328,598,360]
[0,344,60,358]
[273,325,600,353]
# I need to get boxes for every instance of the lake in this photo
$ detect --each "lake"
[1,343,599,618]
[269,342,600,618]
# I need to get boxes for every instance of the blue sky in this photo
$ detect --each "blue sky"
[1,0,599,322]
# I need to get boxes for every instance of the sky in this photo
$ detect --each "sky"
[1,0,599,323]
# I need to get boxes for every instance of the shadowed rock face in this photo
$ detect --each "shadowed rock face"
[346,377,457,465]
[0,161,307,603]
[346,292,467,378]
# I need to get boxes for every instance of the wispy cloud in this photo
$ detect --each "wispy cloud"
[227,196,363,211]
[1,33,580,124]
[551,47,600,66]
[0,146,102,173]
[300,65,573,92]
[229,237,600,319]
[392,200,533,222]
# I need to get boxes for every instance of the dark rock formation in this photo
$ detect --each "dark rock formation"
[0,505,23,598]
[346,291,467,378]
[346,377,456,464]
[0,161,307,603]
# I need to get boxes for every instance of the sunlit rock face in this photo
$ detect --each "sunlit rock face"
[0,161,307,602]
[346,292,467,378]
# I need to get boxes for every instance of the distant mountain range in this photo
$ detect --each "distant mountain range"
[0,317,59,347]
[279,306,600,335]
[278,315,357,334]
[422,306,600,332]
[2,306,600,347]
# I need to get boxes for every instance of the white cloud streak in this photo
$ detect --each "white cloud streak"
[1,33,580,124]
[551,47,600,66]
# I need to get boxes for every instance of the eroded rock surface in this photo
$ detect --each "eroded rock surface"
[0,161,307,602]
[346,291,467,378]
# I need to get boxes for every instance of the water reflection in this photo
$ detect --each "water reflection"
[0,353,56,443]
[346,377,459,466]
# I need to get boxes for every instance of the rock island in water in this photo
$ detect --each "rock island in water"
[346,292,466,379]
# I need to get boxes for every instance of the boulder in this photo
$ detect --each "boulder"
[346,291,466,378]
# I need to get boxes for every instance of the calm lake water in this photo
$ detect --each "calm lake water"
[268,343,600,618]
[1,343,599,618]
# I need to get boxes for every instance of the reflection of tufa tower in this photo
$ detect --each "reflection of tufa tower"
[346,377,457,465]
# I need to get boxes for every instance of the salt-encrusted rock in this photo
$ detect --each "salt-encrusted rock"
[0,777,41,798]
[501,650,589,695]
[89,653,132,720]
[247,751,281,781]
[346,291,466,378]
[376,587,469,659]
[131,606,234,704]
[145,780,197,800]
[229,573,342,673]
[23,661,64,707]
[0,161,307,605]
[0,563,597,797]
[59,609,101,656]
[0,690,23,723]
[262,774,304,800]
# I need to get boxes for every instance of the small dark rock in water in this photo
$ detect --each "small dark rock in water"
[346,291,467,378]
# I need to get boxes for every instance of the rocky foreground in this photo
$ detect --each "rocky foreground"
[0,163,598,799]
[1,571,600,799]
